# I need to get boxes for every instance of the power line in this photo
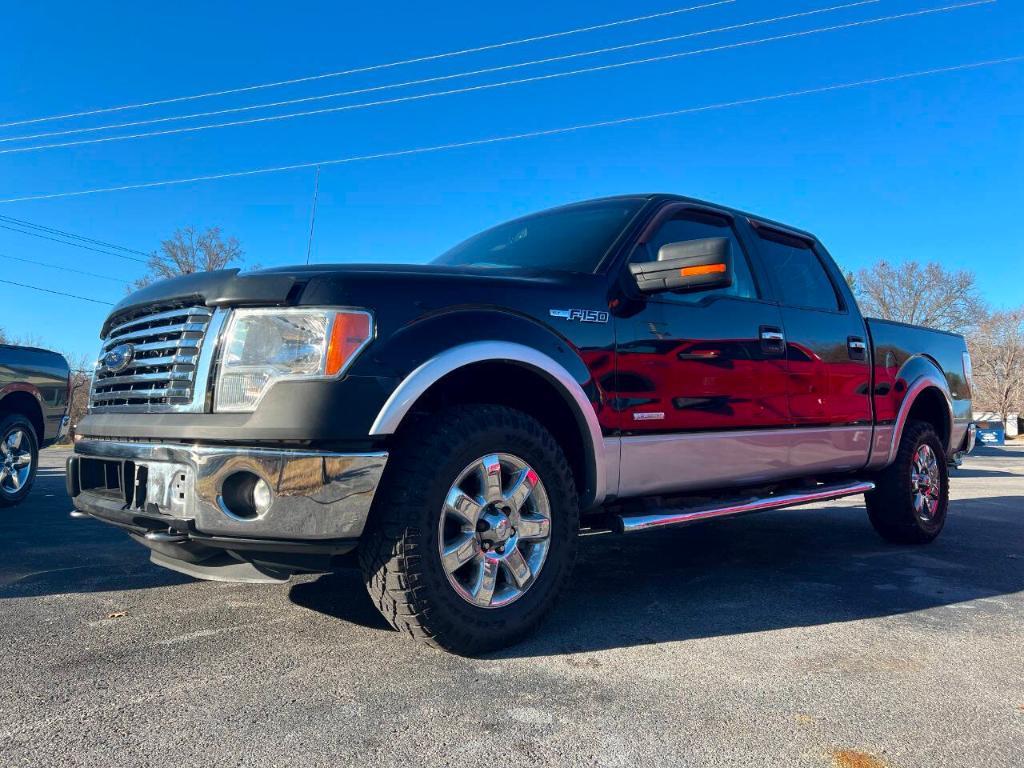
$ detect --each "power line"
[0,0,882,145]
[0,1,734,130]
[0,0,993,156]
[0,253,127,283]
[0,277,114,305]
[0,214,148,256]
[0,223,148,262]
[2,54,1018,205]
[305,166,321,265]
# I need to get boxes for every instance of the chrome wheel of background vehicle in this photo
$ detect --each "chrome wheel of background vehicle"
[0,428,33,494]
[911,443,941,522]
[438,453,552,609]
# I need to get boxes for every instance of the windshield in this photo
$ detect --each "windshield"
[432,198,645,273]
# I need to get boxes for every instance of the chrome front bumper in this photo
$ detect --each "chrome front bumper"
[68,439,387,542]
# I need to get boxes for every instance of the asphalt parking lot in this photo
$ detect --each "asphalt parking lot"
[1,446,1021,767]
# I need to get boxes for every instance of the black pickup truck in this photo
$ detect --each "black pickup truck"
[68,194,974,653]
[1,344,70,506]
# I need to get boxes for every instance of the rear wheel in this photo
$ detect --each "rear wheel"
[359,404,579,654]
[0,414,39,508]
[866,420,948,544]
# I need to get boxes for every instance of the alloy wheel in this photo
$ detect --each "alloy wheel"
[0,428,33,494]
[910,443,941,522]
[437,453,552,609]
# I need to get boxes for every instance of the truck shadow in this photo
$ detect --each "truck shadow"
[950,468,1019,478]
[0,469,190,599]
[290,494,1024,656]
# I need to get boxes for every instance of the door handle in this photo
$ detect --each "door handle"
[759,326,786,356]
[848,336,867,360]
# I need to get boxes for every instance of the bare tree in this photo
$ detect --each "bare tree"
[852,260,984,334]
[969,308,1024,423]
[132,226,243,291]
[0,327,46,347]
[61,352,94,442]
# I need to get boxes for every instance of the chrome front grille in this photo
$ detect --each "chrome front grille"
[90,305,215,413]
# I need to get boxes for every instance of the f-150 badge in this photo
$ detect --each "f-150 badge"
[549,309,609,324]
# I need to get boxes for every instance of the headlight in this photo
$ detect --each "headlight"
[214,308,373,412]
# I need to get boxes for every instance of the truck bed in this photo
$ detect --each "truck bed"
[865,317,972,445]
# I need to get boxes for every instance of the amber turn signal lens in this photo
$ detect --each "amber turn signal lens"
[679,263,726,278]
[325,312,372,376]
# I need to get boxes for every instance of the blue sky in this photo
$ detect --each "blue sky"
[1,0,1021,363]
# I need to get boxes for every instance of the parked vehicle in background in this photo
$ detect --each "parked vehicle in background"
[975,420,1005,445]
[67,194,975,654]
[0,344,70,506]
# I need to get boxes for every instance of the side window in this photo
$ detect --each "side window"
[755,227,840,312]
[632,210,758,302]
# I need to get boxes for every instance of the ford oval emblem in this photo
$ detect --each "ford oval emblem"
[102,343,135,374]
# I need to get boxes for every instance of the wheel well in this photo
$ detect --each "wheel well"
[0,391,44,441]
[906,386,951,450]
[394,361,592,504]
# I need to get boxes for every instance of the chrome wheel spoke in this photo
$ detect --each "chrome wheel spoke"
[445,487,484,527]
[505,467,538,515]
[8,469,21,491]
[11,451,31,469]
[7,431,22,451]
[501,547,532,589]
[470,558,499,607]
[478,454,504,503]
[516,515,550,541]
[442,534,479,573]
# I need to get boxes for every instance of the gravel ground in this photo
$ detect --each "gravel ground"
[1,445,1022,767]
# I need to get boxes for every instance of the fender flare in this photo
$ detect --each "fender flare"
[0,382,45,423]
[369,341,607,507]
[883,370,954,466]
[0,381,44,404]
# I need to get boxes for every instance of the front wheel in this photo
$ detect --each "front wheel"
[866,420,949,544]
[359,404,579,655]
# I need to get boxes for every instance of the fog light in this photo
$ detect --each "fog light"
[219,471,274,520]
[252,477,273,515]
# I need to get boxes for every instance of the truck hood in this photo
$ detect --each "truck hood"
[102,263,581,336]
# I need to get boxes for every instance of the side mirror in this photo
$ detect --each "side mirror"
[629,237,733,295]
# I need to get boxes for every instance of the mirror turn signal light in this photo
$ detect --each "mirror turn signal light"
[679,263,727,278]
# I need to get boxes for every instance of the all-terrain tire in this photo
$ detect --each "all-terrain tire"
[0,414,39,508]
[866,420,949,544]
[358,404,580,655]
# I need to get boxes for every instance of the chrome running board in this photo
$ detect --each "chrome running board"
[615,480,875,534]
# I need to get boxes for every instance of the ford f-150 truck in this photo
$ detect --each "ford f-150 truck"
[68,194,975,654]
[1,344,70,507]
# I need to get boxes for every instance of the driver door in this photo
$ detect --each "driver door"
[613,204,790,496]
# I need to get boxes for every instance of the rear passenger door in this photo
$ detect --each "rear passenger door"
[750,222,872,469]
